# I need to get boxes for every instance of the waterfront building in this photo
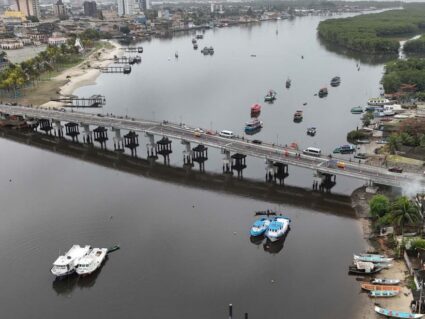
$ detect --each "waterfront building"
[0,39,24,49]
[53,0,67,19]
[117,0,135,16]
[15,0,40,18]
[83,1,97,17]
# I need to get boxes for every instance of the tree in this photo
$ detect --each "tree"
[369,195,390,219]
[390,196,422,234]
[388,134,400,154]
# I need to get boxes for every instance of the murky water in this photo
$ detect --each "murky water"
[0,14,387,319]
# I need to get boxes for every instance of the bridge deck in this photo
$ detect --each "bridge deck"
[0,104,423,188]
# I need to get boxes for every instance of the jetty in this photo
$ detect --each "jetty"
[100,65,131,74]
[50,95,106,108]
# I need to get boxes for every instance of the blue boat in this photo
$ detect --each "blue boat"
[374,305,423,318]
[265,216,291,242]
[250,218,270,237]
[369,290,399,298]
[244,119,263,133]
[354,254,393,263]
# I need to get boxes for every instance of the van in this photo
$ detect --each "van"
[219,130,234,138]
[302,147,321,157]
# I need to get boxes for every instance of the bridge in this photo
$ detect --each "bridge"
[0,104,423,189]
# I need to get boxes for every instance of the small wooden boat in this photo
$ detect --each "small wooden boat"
[108,245,120,253]
[264,90,277,102]
[361,283,401,292]
[286,78,291,89]
[354,254,393,263]
[351,106,363,114]
[372,278,400,285]
[293,110,303,122]
[349,261,382,275]
[318,87,328,97]
[374,305,424,318]
[369,290,400,298]
[307,127,316,136]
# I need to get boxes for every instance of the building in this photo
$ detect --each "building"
[138,0,149,11]
[117,0,135,16]
[48,35,67,46]
[83,1,97,17]
[15,0,40,18]
[53,0,67,19]
[0,39,24,49]
[3,10,26,24]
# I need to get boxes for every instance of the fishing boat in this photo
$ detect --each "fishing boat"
[196,33,204,39]
[293,110,303,122]
[51,245,91,278]
[348,261,383,275]
[318,87,328,97]
[192,38,197,44]
[330,76,341,87]
[368,98,392,106]
[351,106,363,114]
[264,90,277,102]
[245,118,263,133]
[354,254,393,263]
[193,44,198,50]
[307,127,316,136]
[250,103,262,116]
[372,278,400,285]
[175,51,179,58]
[250,217,271,237]
[374,305,424,318]
[361,283,401,292]
[265,216,291,242]
[369,290,400,298]
[333,144,355,154]
[286,78,291,88]
[76,247,108,276]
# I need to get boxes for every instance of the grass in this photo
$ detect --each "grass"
[387,154,424,166]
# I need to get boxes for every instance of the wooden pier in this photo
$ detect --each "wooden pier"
[100,65,131,74]
[50,95,106,108]
[124,46,143,53]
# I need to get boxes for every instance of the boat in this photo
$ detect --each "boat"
[372,278,400,285]
[348,261,383,275]
[286,78,291,88]
[265,216,291,242]
[333,144,355,154]
[192,38,197,44]
[107,245,120,253]
[351,106,363,114]
[293,110,303,122]
[369,290,400,298]
[201,46,214,55]
[354,254,393,263]
[374,305,424,318]
[318,87,328,97]
[196,33,204,39]
[367,98,392,106]
[51,244,91,277]
[123,65,131,74]
[209,46,214,54]
[250,217,271,236]
[193,44,198,50]
[137,47,143,53]
[307,127,316,136]
[244,118,263,133]
[264,90,277,102]
[76,247,108,276]
[355,139,370,144]
[361,283,401,292]
[250,103,261,116]
[331,76,341,86]
[175,51,179,58]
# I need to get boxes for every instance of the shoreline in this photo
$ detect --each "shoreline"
[40,40,122,109]
[352,187,413,319]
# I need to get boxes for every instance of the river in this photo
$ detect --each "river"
[0,14,388,319]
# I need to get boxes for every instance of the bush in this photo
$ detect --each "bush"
[370,195,390,218]
[411,239,425,250]
[347,130,369,143]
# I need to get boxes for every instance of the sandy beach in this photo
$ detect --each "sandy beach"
[40,40,122,109]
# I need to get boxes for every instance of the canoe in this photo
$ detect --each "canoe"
[354,254,393,263]
[348,266,383,275]
[374,305,424,318]
[361,283,400,292]
[372,278,400,285]
[369,290,400,298]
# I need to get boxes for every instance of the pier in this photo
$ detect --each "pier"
[0,104,424,189]
[100,65,131,74]
[50,95,106,108]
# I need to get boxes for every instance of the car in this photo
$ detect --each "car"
[388,167,403,173]
[336,161,346,169]
[354,153,367,159]
[252,139,262,145]
[219,130,234,138]
[206,129,216,135]
[194,128,204,137]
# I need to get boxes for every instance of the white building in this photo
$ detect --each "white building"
[117,0,135,16]
[48,36,67,46]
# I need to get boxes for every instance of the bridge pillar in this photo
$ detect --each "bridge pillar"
[124,131,139,157]
[181,140,193,168]
[366,180,379,194]
[145,132,158,161]
[52,120,63,138]
[265,159,275,182]
[222,149,232,175]
[64,122,80,142]
[93,126,108,149]
[112,127,124,153]
[231,153,247,179]
[273,162,289,185]
[39,118,53,135]
[192,144,208,172]
[316,172,336,193]
[81,124,92,144]
[156,136,172,165]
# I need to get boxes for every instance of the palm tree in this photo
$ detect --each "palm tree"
[390,196,422,235]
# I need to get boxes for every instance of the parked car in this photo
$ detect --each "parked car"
[219,130,234,138]
[388,167,403,173]
[252,139,262,145]
[194,128,204,137]
[354,153,367,159]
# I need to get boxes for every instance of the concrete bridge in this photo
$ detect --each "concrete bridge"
[0,104,423,190]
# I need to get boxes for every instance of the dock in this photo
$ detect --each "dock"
[50,95,106,108]
[100,65,131,74]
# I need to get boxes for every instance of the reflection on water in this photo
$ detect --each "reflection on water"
[249,232,290,254]
[52,258,107,296]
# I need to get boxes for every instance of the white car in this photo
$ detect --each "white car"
[219,130,234,138]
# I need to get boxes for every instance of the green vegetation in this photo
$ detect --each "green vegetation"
[362,111,374,126]
[347,130,369,143]
[382,58,425,95]
[318,7,425,54]
[369,195,422,234]
[385,118,425,153]
[404,34,425,53]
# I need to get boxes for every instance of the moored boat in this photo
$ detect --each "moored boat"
[293,110,303,122]
[367,97,392,106]
[374,305,424,318]
[265,216,291,242]
[369,290,400,298]
[351,106,363,114]
[264,90,277,102]
[51,244,91,278]
[330,76,341,86]
[76,247,108,276]
[244,118,263,133]
[348,261,383,275]
[354,254,393,263]
[250,217,271,237]
[250,103,261,116]
[372,278,400,285]
[361,283,401,292]
[307,127,316,136]
[286,78,291,88]
[318,87,328,97]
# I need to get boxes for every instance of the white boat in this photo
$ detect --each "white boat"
[76,247,108,276]
[372,278,400,285]
[354,254,393,263]
[367,98,392,106]
[374,305,424,318]
[265,216,291,242]
[51,245,91,277]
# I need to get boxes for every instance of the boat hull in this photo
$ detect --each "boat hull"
[374,306,423,318]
